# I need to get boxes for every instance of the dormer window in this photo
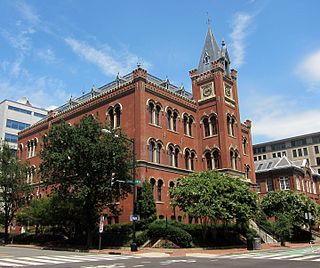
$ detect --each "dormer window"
[203,52,210,64]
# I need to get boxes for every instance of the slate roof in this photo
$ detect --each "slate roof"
[255,156,320,176]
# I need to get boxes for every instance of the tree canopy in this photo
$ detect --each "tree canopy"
[136,180,157,223]
[39,116,133,247]
[169,171,257,228]
[0,142,30,243]
[260,190,320,226]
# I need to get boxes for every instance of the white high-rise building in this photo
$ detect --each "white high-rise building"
[0,98,47,152]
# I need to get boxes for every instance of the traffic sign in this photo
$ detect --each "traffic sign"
[99,215,104,233]
[130,214,140,221]
[127,180,141,184]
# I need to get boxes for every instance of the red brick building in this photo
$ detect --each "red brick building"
[18,26,255,223]
[255,156,320,204]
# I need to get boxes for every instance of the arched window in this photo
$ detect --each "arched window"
[190,152,195,170]
[149,141,155,162]
[210,116,217,135]
[167,109,172,129]
[227,115,236,136]
[32,138,37,157]
[242,138,247,154]
[173,112,178,131]
[115,106,121,128]
[188,118,193,137]
[168,145,174,166]
[148,102,154,124]
[230,150,234,168]
[245,165,250,179]
[213,150,221,169]
[149,140,162,164]
[150,178,156,198]
[169,181,175,188]
[203,118,210,137]
[157,179,163,201]
[183,115,188,135]
[156,143,162,164]
[185,150,190,170]
[109,108,114,128]
[155,105,161,126]
[230,150,238,170]
[205,152,212,170]
[174,148,179,167]
[19,144,23,160]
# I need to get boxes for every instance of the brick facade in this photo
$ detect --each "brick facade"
[18,27,255,224]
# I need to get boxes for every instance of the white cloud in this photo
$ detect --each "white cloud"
[230,13,253,68]
[245,92,320,142]
[0,60,68,109]
[15,1,40,26]
[296,49,320,90]
[65,37,151,76]
[36,48,56,63]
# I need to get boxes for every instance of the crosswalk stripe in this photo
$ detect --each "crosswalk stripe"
[251,253,288,259]
[270,254,303,259]
[0,258,46,265]
[18,257,65,264]
[0,260,23,267]
[290,255,320,261]
[35,256,83,263]
[311,258,320,262]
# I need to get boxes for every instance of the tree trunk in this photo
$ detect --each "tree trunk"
[86,225,93,249]
[4,221,9,244]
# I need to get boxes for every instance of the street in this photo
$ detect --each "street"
[0,246,319,267]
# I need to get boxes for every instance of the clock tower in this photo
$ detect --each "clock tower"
[189,24,255,181]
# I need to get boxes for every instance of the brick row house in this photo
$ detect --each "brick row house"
[255,156,320,204]
[18,26,255,223]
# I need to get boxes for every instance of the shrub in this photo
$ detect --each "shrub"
[147,220,192,248]
[135,231,149,246]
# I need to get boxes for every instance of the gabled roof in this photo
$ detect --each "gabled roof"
[255,156,301,173]
[198,26,221,74]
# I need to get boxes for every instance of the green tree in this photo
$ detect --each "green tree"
[0,142,30,244]
[40,116,133,247]
[136,180,156,223]
[260,190,319,227]
[169,171,257,237]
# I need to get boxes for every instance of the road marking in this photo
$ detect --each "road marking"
[0,260,23,266]
[35,255,83,262]
[0,258,46,265]
[290,255,320,261]
[270,254,303,259]
[18,257,65,264]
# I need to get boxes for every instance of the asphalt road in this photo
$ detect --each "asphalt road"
[0,246,319,268]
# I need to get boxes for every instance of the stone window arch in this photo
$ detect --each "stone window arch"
[107,103,122,129]
[213,150,221,169]
[150,178,156,198]
[204,148,221,170]
[227,114,236,137]
[230,149,239,170]
[166,107,179,131]
[244,165,250,179]
[205,151,212,170]
[148,138,163,164]
[202,114,218,137]
[183,113,194,136]
[184,148,196,170]
[19,143,24,160]
[242,137,248,155]
[168,144,174,166]
[157,179,163,201]
[148,100,162,126]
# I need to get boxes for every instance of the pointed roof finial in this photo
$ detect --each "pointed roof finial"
[137,62,141,68]
[206,11,212,27]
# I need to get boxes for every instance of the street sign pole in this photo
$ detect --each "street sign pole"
[98,215,104,250]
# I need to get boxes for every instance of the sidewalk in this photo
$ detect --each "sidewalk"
[5,241,319,257]
[90,241,320,257]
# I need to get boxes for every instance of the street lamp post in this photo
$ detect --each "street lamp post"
[101,129,137,251]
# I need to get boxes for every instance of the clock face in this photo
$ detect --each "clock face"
[201,83,213,98]
[225,86,231,97]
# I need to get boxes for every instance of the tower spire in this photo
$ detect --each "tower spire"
[198,18,221,74]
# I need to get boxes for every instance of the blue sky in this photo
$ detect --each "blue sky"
[1,0,320,144]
